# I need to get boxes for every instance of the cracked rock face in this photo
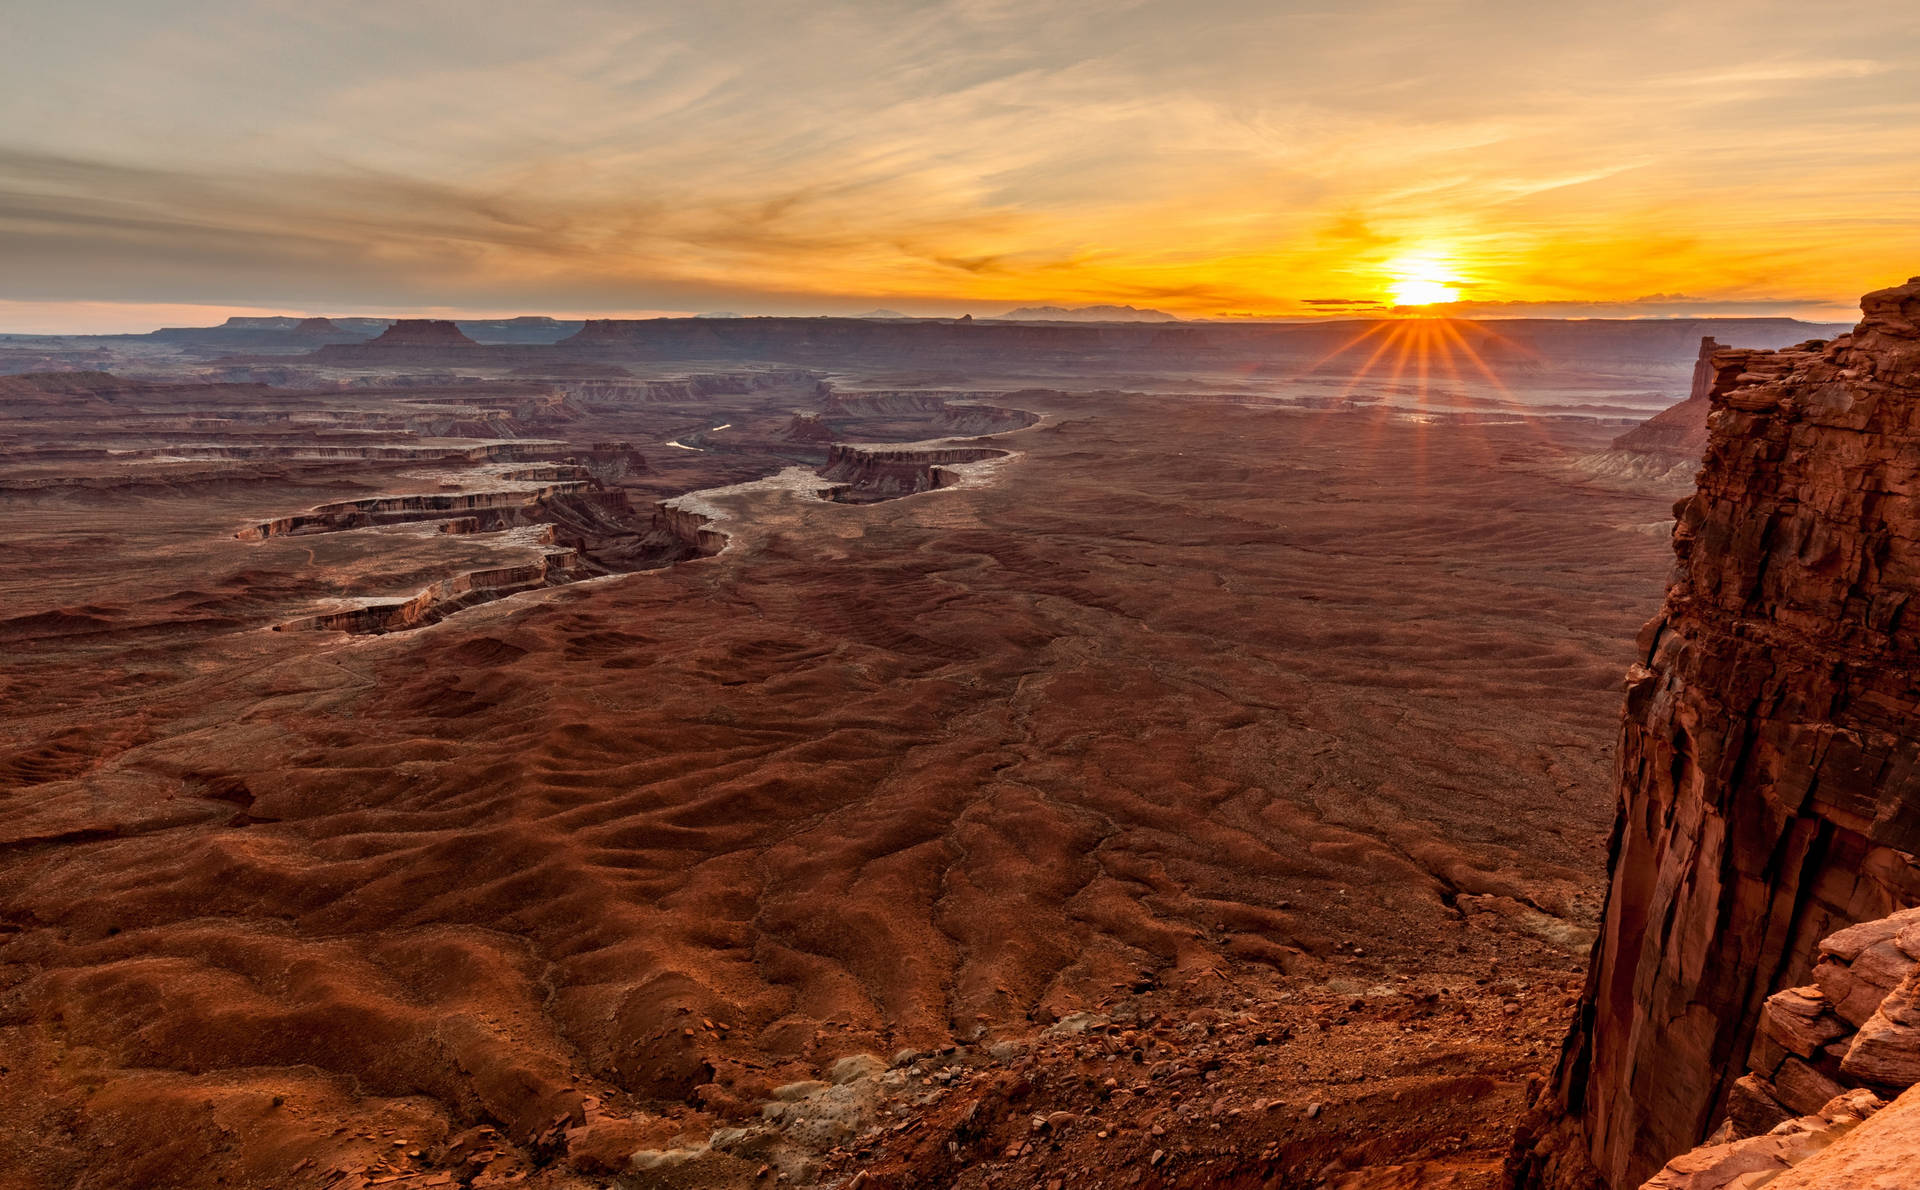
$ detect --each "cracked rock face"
[1623,900,1920,1189]
[1509,278,1920,1190]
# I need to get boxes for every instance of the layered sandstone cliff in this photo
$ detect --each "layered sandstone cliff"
[815,444,1007,502]
[1636,904,1920,1188]
[1510,278,1920,1189]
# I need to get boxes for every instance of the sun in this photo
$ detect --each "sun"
[1391,277,1459,306]
[1385,253,1462,308]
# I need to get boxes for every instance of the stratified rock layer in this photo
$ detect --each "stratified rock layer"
[1635,904,1920,1188]
[1770,1084,1920,1189]
[1511,277,1920,1189]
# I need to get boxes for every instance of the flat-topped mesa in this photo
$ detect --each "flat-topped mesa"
[1509,277,1920,1190]
[309,318,485,364]
[368,319,477,347]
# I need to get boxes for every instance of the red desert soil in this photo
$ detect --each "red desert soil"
[0,386,1674,1189]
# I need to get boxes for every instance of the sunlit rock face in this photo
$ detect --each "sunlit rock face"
[1630,903,1920,1189]
[1509,278,1920,1189]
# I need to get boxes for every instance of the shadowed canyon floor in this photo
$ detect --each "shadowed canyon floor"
[0,372,1678,1188]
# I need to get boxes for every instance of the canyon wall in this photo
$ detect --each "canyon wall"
[1510,278,1920,1189]
[280,550,582,634]
[1636,903,1920,1189]
[237,481,595,539]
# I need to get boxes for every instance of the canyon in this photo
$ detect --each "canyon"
[0,306,1897,1190]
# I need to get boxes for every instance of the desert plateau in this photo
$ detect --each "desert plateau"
[0,307,1856,1189]
[7,3,1920,1188]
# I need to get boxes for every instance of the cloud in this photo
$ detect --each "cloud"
[0,0,1915,319]
[1424,296,1859,321]
[1302,298,1389,311]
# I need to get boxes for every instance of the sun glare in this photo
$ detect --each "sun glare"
[1391,277,1459,306]
[1385,253,1462,308]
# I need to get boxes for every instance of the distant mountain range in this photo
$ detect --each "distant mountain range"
[144,314,585,348]
[995,304,1179,322]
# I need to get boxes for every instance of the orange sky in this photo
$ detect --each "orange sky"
[3,1,1917,331]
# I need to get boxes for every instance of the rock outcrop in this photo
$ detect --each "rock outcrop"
[1638,1087,1885,1190]
[1611,336,1718,450]
[1509,277,1920,1189]
[778,412,836,443]
[1767,1085,1920,1189]
[1635,904,1920,1188]
[815,444,1007,502]
[1571,337,1839,494]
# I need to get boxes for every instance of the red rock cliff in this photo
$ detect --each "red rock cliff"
[1510,278,1920,1189]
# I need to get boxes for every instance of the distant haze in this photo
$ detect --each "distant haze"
[3,1,1917,332]
[997,305,1179,322]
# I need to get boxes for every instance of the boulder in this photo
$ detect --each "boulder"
[1761,988,1849,1059]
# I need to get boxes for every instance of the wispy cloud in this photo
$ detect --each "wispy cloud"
[0,0,1916,325]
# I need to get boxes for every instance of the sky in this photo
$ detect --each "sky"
[2,0,1917,332]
